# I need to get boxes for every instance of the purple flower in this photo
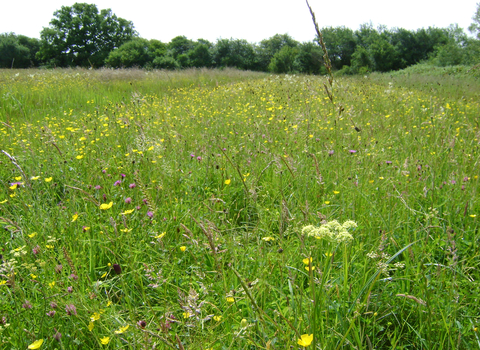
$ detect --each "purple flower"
[94,185,102,190]
[47,310,56,317]
[69,274,78,280]
[114,180,122,186]
[196,156,202,161]
[102,169,106,174]
[451,180,456,185]
[50,302,58,309]
[121,174,126,178]
[190,154,195,158]
[54,329,62,341]
[136,206,141,210]
[129,183,136,188]
[65,304,77,316]
[67,286,73,293]
[22,300,32,309]
[125,197,132,204]
[55,265,63,274]
[386,161,392,164]
[328,150,334,156]
[137,320,147,329]
[143,198,148,204]
[32,245,41,255]
[463,177,469,182]
[147,211,154,218]
[349,150,357,154]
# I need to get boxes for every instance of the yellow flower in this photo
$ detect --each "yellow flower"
[15,176,22,181]
[302,257,312,265]
[180,246,186,252]
[0,199,7,204]
[470,215,477,218]
[46,245,54,249]
[262,236,274,242]
[49,281,55,288]
[28,339,44,349]
[76,155,84,159]
[91,312,101,321]
[45,177,52,182]
[225,179,231,185]
[114,325,129,334]
[121,209,135,215]
[297,334,313,347]
[213,315,222,322]
[240,318,248,327]
[305,266,315,271]
[154,232,166,239]
[333,191,340,194]
[88,321,94,331]
[9,184,18,190]
[28,232,37,238]
[324,201,330,204]
[183,312,191,319]
[100,336,110,345]
[100,202,113,210]
[72,213,78,222]
[226,297,235,303]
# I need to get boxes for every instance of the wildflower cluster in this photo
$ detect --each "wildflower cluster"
[302,220,357,242]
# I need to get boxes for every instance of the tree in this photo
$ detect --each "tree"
[294,42,325,74]
[321,27,356,69]
[0,33,40,68]
[268,46,298,73]
[38,3,136,67]
[105,38,165,68]
[469,3,480,40]
[213,38,258,70]
[257,34,299,71]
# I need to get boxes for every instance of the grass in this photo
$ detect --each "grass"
[0,67,479,349]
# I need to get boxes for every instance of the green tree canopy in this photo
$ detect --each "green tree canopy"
[0,33,40,68]
[469,3,480,40]
[38,2,136,67]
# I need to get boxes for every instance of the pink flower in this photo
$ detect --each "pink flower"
[65,304,77,316]
[125,197,132,204]
[129,183,136,188]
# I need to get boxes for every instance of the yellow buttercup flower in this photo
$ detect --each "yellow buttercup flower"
[302,257,312,265]
[45,177,53,182]
[27,339,44,349]
[100,202,113,210]
[297,334,313,347]
[225,179,231,185]
[180,246,186,252]
[100,336,110,345]
[72,213,78,222]
[114,325,129,334]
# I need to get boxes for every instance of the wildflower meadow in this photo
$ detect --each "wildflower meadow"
[0,66,479,349]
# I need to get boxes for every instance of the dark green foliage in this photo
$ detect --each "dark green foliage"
[268,46,298,73]
[321,26,356,70]
[105,38,161,68]
[188,43,213,68]
[294,42,325,74]
[37,2,136,67]
[469,2,480,40]
[0,33,40,68]
[213,38,258,70]
[257,34,299,71]
[152,55,180,69]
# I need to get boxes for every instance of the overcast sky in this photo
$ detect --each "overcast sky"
[1,0,478,43]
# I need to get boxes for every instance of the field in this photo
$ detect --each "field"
[0,67,479,349]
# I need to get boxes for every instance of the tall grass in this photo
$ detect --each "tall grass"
[0,67,479,349]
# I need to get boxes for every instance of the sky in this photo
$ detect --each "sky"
[1,0,478,43]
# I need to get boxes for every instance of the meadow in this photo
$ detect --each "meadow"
[0,67,479,349]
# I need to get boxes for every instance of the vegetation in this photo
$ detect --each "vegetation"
[0,66,479,349]
[1,2,480,72]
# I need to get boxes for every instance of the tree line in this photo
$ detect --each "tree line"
[1,2,480,73]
